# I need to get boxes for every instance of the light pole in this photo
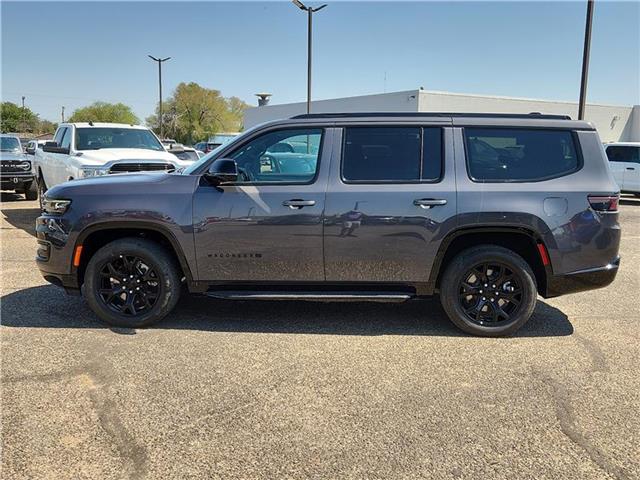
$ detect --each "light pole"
[292,0,327,114]
[21,96,26,133]
[148,55,171,138]
[578,0,594,120]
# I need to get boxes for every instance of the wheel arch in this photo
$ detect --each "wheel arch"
[429,226,551,295]
[73,222,197,290]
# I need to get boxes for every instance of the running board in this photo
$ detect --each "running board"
[205,291,413,303]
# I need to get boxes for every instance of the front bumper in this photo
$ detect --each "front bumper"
[36,215,80,293]
[545,256,620,298]
[0,173,34,190]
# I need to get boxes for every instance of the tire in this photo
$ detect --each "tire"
[439,245,537,337]
[84,238,181,328]
[24,181,38,201]
[37,176,47,210]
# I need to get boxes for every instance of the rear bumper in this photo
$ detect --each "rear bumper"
[544,256,620,298]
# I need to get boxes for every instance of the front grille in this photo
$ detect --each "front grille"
[1,160,30,174]
[108,162,175,174]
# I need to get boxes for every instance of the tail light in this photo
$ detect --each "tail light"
[588,195,619,212]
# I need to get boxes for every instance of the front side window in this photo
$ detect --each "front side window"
[606,146,639,163]
[228,128,322,184]
[60,128,72,149]
[465,128,579,182]
[74,128,164,151]
[342,127,442,183]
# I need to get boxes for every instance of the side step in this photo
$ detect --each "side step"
[205,291,413,303]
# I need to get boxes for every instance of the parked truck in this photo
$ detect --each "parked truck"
[34,122,194,202]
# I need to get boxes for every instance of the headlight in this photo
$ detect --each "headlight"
[17,161,31,170]
[80,167,109,177]
[42,198,71,215]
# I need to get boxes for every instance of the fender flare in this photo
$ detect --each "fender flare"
[73,220,197,286]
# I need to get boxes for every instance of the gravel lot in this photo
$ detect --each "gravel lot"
[1,194,639,480]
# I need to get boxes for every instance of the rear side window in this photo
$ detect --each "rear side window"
[465,128,579,182]
[606,146,639,163]
[342,127,442,182]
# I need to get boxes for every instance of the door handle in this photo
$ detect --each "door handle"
[414,198,447,209]
[283,199,316,209]
[626,167,636,171]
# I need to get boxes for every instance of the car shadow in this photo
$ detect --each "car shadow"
[1,193,39,237]
[1,285,574,338]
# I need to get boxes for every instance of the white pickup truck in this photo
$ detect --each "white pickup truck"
[35,122,193,198]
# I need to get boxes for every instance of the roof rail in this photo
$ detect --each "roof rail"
[290,112,572,120]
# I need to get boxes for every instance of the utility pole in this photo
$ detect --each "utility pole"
[578,0,594,120]
[61,106,65,123]
[21,96,26,133]
[292,1,327,114]
[148,55,171,138]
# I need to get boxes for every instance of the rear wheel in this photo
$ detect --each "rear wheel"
[84,238,181,328]
[439,245,537,336]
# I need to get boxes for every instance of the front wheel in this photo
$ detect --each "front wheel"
[439,245,537,337]
[37,176,47,209]
[84,238,182,327]
[24,180,38,201]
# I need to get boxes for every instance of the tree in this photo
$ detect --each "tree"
[37,119,57,134]
[68,102,140,124]
[1,102,38,133]
[146,83,249,144]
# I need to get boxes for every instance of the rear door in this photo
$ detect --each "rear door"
[193,126,334,282]
[323,124,456,283]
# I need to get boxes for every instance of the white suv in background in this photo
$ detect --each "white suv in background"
[604,142,640,195]
[34,122,194,196]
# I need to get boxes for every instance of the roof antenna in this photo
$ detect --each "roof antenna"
[88,120,94,126]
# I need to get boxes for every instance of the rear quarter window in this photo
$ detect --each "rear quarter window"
[465,128,580,182]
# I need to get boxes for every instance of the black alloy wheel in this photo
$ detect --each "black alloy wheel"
[440,245,537,336]
[458,262,522,327]
[84,238,181,327]
[98,254,160,316]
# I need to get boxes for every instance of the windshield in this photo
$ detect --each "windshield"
[182,143,228,174]
[171,150,200,162]
[75,128,164,151]
[0,137,21,152]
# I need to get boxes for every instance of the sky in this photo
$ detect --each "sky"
[2,1,639,123]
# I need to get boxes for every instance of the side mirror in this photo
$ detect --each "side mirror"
[26,146,36,155]
[43,141,70,155]
[204,158,238,186]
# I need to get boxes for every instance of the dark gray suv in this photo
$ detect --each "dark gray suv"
[36,113,621,336]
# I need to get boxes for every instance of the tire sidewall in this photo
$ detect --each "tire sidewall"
[84,239,180,328]
[441,246,537,337]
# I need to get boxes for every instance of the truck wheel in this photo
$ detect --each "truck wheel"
[24,181,38,201]
[37,177,47,209]
[439,245,537,337]
[84,238,181,328]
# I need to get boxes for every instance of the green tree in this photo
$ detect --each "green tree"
[37,119,57,134]
[1,102,38,133]
[68,102,140,124]
[146,83,248,144]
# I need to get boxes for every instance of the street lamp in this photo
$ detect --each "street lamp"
[578,0,594,120]
[292,0,327,114]
[148,55,171,138]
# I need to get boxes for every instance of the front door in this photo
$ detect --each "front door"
[193,127,333,282]
[323,125,457,283]
[605,145,640,192]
